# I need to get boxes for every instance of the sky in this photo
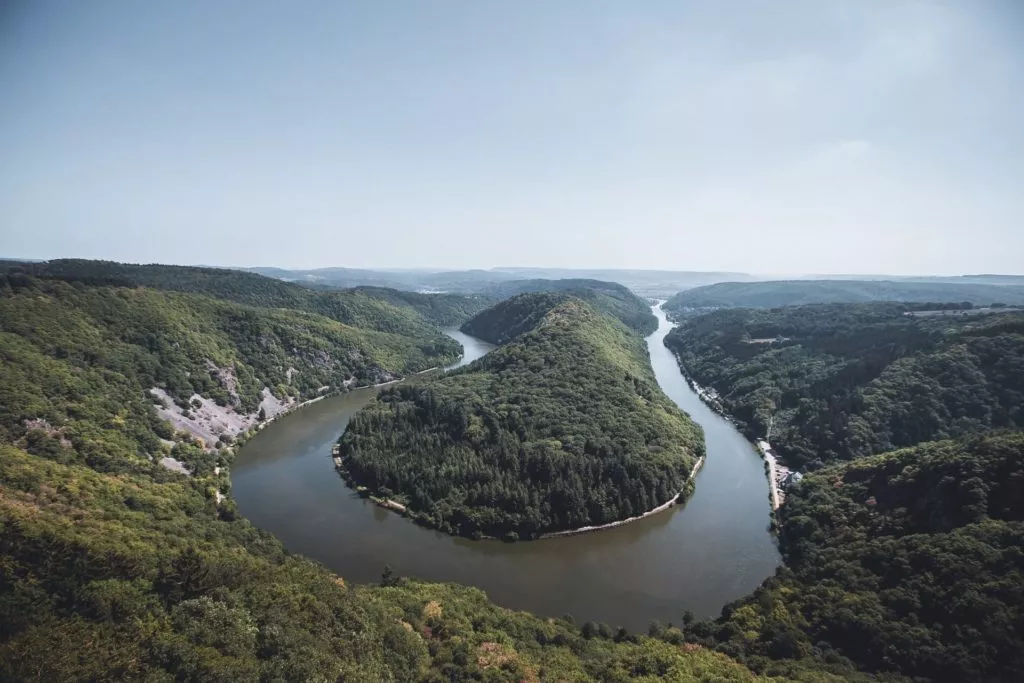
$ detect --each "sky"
[1,1,1022,275]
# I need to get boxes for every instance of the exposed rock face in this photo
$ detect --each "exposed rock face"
[159,456,191,476]
[149,386,296,447]
[206,361,241,403]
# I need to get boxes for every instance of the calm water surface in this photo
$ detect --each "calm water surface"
[232,309,780,630]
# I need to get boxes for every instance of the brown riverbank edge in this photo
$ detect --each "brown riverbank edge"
[336,455,707,541]
[536,456,705,539]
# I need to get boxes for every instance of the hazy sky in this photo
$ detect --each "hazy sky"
[1,1,1022,274]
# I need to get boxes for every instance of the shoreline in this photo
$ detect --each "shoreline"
[538,455,706,539]
[338,455,708,542]
[665,348,783,513]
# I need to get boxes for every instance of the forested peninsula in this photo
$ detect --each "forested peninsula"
[477,278,658,335]
[339,293,703,539]
[664,303,1024,469]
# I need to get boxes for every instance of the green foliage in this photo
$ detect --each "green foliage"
[349,285,494,326]
[664,279,1024,312]
[480,278,658,335]
[0,267,792,680]
[461,292,578,345]
[665,303,1024,468]
[359,580,798,682]
[693,433,1024,682]
[5,258,484,337]
[0,275,461,474]
[341,296,703,537]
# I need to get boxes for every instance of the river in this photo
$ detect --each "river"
[231,306,780,631]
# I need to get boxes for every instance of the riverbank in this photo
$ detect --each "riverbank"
[538,455,705,539]
[664,340,781,513]
[335,450,709,542]
[756,440,792,511]
[232,313,780,630]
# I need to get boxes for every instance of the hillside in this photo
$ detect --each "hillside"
[479,278,658,335]
[4,259,489,332]
[664,279,1024,313]
[339,295,703,538]
[664,303,1024,469]
[691,432,1024,683]
[0,275,461,468]
[0,271,794,681]
[460,292,581,345]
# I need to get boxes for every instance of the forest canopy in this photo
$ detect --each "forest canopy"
[690,432,1024,683]
[0,266,798,681]
[477,278,658,335]
[339,294,702,538]
[2,258,491,333]
[664,302,1024,469]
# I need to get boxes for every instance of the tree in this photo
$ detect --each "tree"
[380,564,400,587]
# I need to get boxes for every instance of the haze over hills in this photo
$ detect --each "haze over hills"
[245,265,1024,300]
[665,279,1024,313]
[245,265,765,298]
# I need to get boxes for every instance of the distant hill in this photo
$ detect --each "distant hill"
[246,265,520,293]
[461,292,574,345]
[475,278,657,336]
[3,259,490,332]
[339,295,703,538]
[246,265,761,297]
[664,279,1024,313]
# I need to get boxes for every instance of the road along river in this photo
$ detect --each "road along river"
[232,306,780,631]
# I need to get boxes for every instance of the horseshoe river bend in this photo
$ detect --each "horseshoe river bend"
[232,304,780,631]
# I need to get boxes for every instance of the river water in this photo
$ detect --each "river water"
[232,306,780,631]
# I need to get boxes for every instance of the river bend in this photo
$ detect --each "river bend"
[232,305,780,630]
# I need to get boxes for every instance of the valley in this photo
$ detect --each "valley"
[231,302,781,631]
[1,260,1021,681]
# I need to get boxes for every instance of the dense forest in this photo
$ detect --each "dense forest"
[687,432,1024,683]
[0,267,814,680]
[340,295,702,538]
[664,279,1024,313]
[0,274,462,474]
[664,303,1024,469]
[477,278,658,335]
[3,259,490,333]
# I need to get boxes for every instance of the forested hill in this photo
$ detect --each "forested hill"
[0,275,461,464]
[460,292,579,345]
[340,296,703,538]
[4,258,490,331]
[664,279,1024,313]
[664,303,1024,469]
[0,274,786,680]
[482,278,657,335]
[692,432,1024,682]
